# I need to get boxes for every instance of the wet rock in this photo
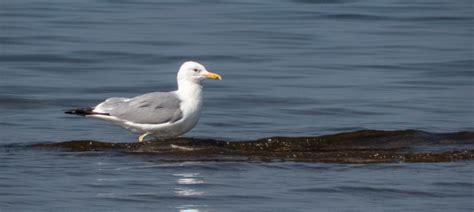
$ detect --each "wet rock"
[31,130,474,163]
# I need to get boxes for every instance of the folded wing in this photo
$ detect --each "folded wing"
[94,92,183,124]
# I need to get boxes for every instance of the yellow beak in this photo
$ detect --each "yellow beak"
[206,71,222,80]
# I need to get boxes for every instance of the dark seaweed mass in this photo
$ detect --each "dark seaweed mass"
[32,130,474,163]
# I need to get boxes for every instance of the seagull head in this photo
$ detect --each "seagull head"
[177,61,222,83]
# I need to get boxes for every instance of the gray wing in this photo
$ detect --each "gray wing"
[95,92,183,124]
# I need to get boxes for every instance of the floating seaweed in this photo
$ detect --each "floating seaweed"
[31,130,474,163]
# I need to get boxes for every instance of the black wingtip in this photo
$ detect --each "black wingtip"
[65,107,111,117]
[65,108,92,116]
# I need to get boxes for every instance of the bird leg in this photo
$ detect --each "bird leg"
[138,132,149,142]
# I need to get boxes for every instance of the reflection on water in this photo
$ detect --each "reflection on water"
[175,172,206,212]
[177,178,205,185]
[175,188,204,197]
[177,208,203,212]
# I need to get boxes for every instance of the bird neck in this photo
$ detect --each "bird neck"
[177,80,203,101]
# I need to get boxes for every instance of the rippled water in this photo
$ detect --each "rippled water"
[1,0,473,211]
[2,150,473,211]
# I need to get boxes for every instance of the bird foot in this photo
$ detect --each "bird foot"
[138,132,149,142]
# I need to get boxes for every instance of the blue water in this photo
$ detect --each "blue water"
[1,0,473,211]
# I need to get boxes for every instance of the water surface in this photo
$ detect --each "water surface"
[0,0,473,211]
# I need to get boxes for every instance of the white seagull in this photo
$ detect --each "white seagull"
[65,61,222,142]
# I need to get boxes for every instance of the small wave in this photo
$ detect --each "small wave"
[0,96,98,110]
[26,129,474,164]
[432,182,474,187]
[318,13,471,22]
[291,0,353,4]
[0,54,96,64]
[295,186,442,198]
[211,194,273,200]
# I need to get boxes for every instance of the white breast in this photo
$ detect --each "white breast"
[174,84,203,135]
[177,96,202,133]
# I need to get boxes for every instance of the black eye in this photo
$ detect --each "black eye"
[193,69,200,72]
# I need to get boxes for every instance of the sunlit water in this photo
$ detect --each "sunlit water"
[1,0,473,211]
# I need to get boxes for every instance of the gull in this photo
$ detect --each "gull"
[65,61,222,142]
